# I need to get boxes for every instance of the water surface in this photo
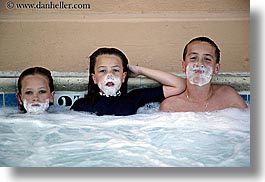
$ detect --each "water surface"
[0,104,250,167]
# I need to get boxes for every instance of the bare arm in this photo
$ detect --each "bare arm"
[128,65,186,98]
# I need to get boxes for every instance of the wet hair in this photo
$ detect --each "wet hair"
[86,47,129,105]
[17,67,54,112]
[182,36,221,63]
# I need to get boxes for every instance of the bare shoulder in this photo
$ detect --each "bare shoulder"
[212,84,247,109]
[214,84,237,93]
[213,84,241,97]
[159,95,178,111]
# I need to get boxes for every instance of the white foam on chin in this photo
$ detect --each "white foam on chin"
[98,75,122,97]
[186,63,213,86]
[23,99,50,114]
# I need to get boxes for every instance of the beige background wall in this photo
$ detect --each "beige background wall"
[0,0,249,73]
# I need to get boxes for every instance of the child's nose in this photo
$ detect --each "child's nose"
[198,58,204,64]
[32,94,39,102]
[106,73,113,78]
[194,61,205,68]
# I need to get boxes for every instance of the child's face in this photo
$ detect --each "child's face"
[17,74,54,112]
[92,54,127,96]
[182,41,220,86]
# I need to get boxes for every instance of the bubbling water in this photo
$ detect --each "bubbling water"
[0,104,250,167]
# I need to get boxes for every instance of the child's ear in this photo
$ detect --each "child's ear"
[49,91,55,104]
[181,61,186,73]
[91,73,97,84]
[122,72,127,83]
[214,63,221,75]
[16,93,23,105]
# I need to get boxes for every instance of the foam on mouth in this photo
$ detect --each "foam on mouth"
[186,63,213,87]
[194,69,205,74]
[106,82,114,87]
[23,99,50,114]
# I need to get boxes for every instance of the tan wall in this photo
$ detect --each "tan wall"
[0,0,250,73]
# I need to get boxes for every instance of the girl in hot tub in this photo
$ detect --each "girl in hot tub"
[16,67,55,114]
[71,47,185,116]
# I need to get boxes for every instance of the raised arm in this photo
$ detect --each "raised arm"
[128,65,186,98]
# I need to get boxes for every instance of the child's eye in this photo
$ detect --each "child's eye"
[25,91,33,95]
[204,57,212,62]
[99,69,106,73]
[190,57,196,61]
[113,69,120,73]
[39,90,47,94]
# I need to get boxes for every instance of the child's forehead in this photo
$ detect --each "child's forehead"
[22,74,49,84]
[95,54,123,67]
[188,41,215,52]
[186,41,216,56]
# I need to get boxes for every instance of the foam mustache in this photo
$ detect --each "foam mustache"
[186,63,213,86]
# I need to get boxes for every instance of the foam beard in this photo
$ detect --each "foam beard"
[23,99,50,114]
[186,63,213,86]
[98,75,122,97]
